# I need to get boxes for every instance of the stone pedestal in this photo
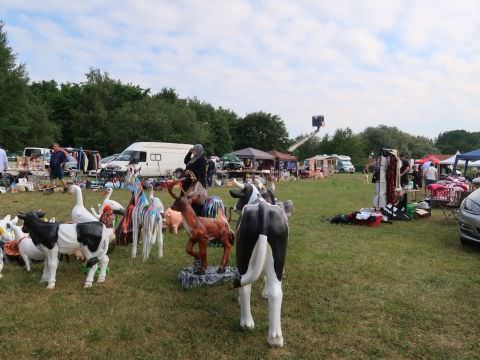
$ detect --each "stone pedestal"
[178,259,238,289]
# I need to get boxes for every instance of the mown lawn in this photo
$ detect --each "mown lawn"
[1,174,480,359]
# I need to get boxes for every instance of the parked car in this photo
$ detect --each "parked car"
[100,154,118,169]
[23,147,52,169]
[458,189,480,245]
[217,153,243,170]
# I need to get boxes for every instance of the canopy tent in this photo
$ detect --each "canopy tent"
[453,149,480,171]
[232,147,274,160]
[267,150,297,175]
[440,151,461,165]
[415,154,450,165]
[267,150,297,162]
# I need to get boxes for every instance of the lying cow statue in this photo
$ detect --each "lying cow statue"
[230,179,289,347]
[18,211,110,289]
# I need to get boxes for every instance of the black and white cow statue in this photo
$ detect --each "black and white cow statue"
[230,179,288,347]
[18,211,110,289]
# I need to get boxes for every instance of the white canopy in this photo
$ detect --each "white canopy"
[440,151,480,167]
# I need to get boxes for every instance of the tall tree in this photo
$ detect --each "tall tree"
[435,130,480,154]
[360,125,437,158]
[0,21,57,150]
[233,112,290,152]
[70,69,148,153]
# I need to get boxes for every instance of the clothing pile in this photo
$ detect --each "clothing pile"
[380,193,411,221]
[427,176,469,205]
[329,210,384,226]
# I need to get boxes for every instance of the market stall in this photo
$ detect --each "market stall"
[267,150,297,179]
[216,147,274,182]
[302,155,335,178]
[453,149,480,175]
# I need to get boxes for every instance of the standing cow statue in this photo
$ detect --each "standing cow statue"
[230,179,289,347]
[18,211,110,289]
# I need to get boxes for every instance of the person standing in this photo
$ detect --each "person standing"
[183,144,207,216]
[423,162,438,196]
[363,165,369,183]
[48,143,68,193]
[399,153,410,188]
[206,156,216,188]
[0,145,7,177]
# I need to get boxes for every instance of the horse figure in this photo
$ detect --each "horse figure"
[126,166,163,260]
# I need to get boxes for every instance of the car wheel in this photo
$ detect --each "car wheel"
[339,169,345,173]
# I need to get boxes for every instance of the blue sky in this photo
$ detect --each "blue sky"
[1,0,479,138]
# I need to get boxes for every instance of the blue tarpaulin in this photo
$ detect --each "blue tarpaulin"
[453,149,480,172]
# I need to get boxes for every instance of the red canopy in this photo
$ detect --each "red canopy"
[415,155,441,165]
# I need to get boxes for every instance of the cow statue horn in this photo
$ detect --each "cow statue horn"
[233,178,245,190]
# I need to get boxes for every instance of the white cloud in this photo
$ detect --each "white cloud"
[1,0,479,139]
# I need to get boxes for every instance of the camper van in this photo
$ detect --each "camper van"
[332,154,356,173]
[105,142,193,177]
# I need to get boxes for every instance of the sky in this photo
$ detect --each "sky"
[1,0,479,139]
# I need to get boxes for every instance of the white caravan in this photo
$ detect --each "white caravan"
[105,142,193,177]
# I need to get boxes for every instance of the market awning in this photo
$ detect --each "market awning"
[415,155,443,165]
[453,148,480,171]
[267,150,297,161]
[232,147,274,160]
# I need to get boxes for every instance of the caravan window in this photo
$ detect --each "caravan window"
[117,150,147,163]
[150,153,162,161]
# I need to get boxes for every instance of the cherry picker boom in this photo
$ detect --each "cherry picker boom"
[287,115,325,153]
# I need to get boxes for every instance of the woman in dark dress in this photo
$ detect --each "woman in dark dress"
[182,144,207,216]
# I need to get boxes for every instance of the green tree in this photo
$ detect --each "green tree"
[0,21,57,150]
[360,125,437,159]
[233,112,290,151]
[70,69,149,153]
[435,130,480,154]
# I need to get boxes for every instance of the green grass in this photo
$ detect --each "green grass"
[1,175,480,359]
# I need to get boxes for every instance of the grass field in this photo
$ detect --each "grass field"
[1,174,480,359]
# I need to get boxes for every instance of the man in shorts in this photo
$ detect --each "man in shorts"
[48,143,68,193]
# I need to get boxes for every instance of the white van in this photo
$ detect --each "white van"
[332,154,356,173]
[105,142,193,177]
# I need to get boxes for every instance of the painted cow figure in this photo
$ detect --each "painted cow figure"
[230,179,288,347]
[18,211,110,289]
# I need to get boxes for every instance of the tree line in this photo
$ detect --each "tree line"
[1,21,478,166]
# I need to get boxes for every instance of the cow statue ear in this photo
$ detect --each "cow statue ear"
[17,213,26,220]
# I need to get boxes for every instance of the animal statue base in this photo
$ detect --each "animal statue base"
[178,259,238,289]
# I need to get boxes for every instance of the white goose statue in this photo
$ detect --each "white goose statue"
[90,187,125,218]
[70,185,99,223]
